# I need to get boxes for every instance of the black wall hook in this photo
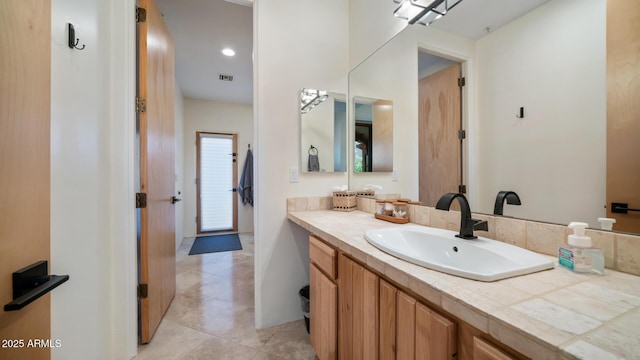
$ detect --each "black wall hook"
[68,23,86,50]
[516,106,525,119]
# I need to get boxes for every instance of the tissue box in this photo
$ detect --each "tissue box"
[333,191,356,211]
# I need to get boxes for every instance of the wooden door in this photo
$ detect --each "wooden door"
[415,302,457,359]
[0,1,51,359]
[310,264,337,360]
[372,100,394,172]
[418,63,462,206]
[137,0,176,343]
[396,291,416,360]
[339,255,379,360]
[606,0,640,233]
[379,280,398,360]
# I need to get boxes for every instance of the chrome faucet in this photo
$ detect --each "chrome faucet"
[435,193,488,240]
[493,191,521,216]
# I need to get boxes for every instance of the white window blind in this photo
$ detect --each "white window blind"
[199,134,233,232]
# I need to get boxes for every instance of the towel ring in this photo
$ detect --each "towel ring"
[308,145,318,155]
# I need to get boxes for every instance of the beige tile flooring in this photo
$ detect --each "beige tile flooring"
[135,233,316,360]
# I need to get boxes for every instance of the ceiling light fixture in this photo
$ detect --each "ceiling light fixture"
[300,88,329,114]
[222,48,235,57]
[393,0,463,26]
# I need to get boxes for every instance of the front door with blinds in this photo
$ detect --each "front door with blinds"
[196,132,238,233]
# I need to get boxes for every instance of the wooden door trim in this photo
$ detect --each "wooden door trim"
[196,131,239,234]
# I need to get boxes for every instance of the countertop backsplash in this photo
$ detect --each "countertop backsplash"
[287,196,640,277]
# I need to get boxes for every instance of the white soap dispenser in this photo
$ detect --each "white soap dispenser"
[558,222,604,274]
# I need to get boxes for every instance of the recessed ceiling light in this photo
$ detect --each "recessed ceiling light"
[222,48,235,57]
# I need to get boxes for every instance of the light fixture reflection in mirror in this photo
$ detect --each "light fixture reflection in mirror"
[299,89,347,173]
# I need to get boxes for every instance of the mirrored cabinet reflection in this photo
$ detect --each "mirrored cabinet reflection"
[353,96,393,173]
[299,89,347,173]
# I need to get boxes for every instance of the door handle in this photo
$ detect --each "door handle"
[611,202,640,214]
[171,196,182,204]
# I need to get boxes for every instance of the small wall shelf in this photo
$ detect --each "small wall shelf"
[4,261,69,312]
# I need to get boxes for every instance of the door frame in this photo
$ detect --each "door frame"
[196,131,239,234]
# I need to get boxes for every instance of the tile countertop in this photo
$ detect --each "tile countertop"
[288,210,640,360]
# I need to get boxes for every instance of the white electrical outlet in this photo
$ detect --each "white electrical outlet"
[392,169,399,182]
[289,167,299,183]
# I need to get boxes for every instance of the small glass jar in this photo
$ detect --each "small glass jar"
[392,202,407,218]
[375,200,386,215]
[384,200,395,216]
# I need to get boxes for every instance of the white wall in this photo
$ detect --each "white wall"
[183,99,254,236]
[51,0,136,359]
[349,0,407,69]
[254,0,349,328]
[474,0,606,225]
[174,84,185,248]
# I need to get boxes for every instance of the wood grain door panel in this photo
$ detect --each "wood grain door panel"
[418,63,461,207]
[0,1,51,359]
[138,0,176,343]
[606,0,640,233]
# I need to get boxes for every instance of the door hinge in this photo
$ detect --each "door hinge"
[136,192,147,208]
[136,7,147,23]
[195,216,198,223]
[459,185,467,194]
[458,130,466,140]
[458,77,466,87]
[136,97,147,114]
[138,283,148,299]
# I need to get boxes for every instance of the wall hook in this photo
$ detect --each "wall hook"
[68,23,86,50]
[516,106,524,119]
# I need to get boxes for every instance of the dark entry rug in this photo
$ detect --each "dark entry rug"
[189,234,242,255]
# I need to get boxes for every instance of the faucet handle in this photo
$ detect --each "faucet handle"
[471,219,488,232]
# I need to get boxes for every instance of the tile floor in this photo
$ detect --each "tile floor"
[135,233,316,360]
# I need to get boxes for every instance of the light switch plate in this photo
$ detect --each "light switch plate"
[289,167,299,183]
[392,168,399,182]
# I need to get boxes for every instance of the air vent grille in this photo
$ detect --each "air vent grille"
[218,74,234,82]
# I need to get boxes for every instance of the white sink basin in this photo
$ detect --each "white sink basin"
[365,225,554,282]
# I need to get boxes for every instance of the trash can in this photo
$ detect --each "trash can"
[299,285,310,333]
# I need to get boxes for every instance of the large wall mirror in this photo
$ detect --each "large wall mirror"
[347,0,640,234]
[300,89,347,173]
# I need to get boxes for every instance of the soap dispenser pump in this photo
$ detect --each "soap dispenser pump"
[558,222,604,274]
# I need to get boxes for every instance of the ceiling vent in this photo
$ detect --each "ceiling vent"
[218,74,234,82]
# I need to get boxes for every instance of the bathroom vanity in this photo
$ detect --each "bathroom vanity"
[288,207,640,360]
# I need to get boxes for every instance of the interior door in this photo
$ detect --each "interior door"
[137,0,176,343]
[418,63,462,207]
[0,1,51,359]
[606,0,640,233]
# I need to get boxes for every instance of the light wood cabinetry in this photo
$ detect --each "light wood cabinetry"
[473,337,515,360]
[380,279,398,359]
[308,234,514,360]
[309,235,338,360]
[339,254,380,360]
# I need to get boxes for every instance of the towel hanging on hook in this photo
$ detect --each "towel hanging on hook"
[308,145,319,171]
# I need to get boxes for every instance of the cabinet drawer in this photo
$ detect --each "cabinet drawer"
[309,235,337,279]
[473,337,515,360]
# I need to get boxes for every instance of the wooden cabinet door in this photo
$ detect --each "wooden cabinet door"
[380,280,398,360]
[397,291,417,360]
[339,254,379,360]
[473,337,515,360]
[415,302,457,360]
[310,263,337,360]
